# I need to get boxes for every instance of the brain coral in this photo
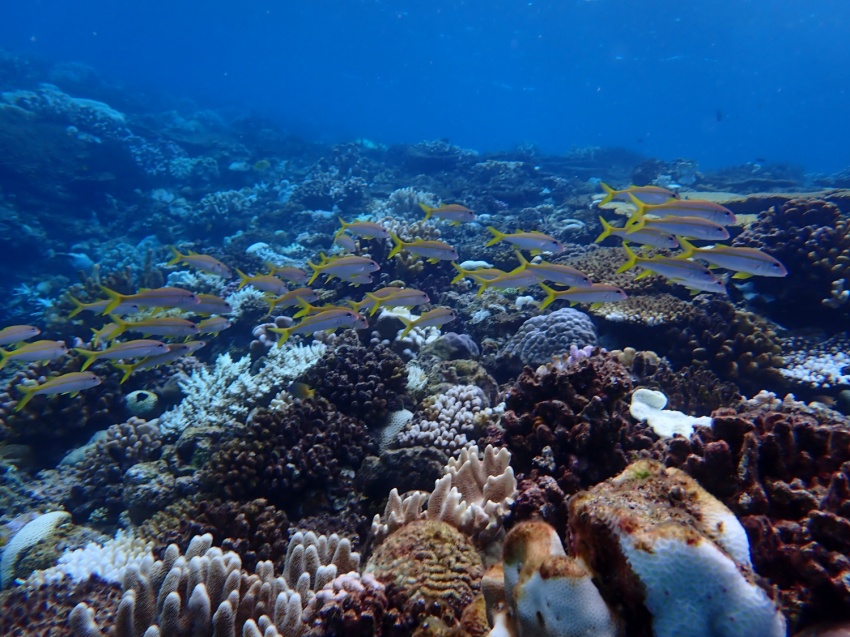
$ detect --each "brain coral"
[497,307,597,373]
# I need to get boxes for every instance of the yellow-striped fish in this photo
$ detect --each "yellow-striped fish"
[167,246,232,278]
[15,371,101,412]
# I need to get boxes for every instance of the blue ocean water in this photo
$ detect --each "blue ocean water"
[2,0,848,172]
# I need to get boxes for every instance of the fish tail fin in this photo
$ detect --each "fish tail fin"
[98,286,124,315]
[598,182,616,205]
[418,202,433,220]
[106,314,128,339]
[397,315,415,339]
[346,299,365,313]
[338,216,349,229]
[0,349,9,372]
[676,236,697,258]
[539,283,558,310]
[616,244,639,274]
[514,250,530,268]
[269,326,293,346]
[166,245,183,266]
[388,233,405,259]
[595,216,615,243]
[450,262,469,284]
[306,262,321,286]
[74,349,99,372]
[112,362,136,384]
[292,297,314,319]
[263,296,280,316]
[67,294,87,318]
[13,383,38,412]
[365,293,382,316]
[485,226,506,247]
[235,268,250,290]
[625,193,647,231]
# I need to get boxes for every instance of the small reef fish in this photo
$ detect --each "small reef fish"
[617,244,721,285]
[113,341,206,383]
[0,325,40,347]
[418,202,476,225]
[0,340,68,370]
[627,193,736,227]
[539,283,628,310]
[338,217,390,239]
[333,230,357,253]
[294,299,354,319]
[626,216,730,242]
[468,267,539,297]
[68,295,139,318]
[398,307,457,339]
[485,227,564,255]
[269,309,368,345]
[599,182,678,206]
[167,246,232,278]
[76,339,170,371]
[514,252,593,288]
[388,234,459,262]
[676,237,788,279]
[287,382,316,400]
[265,264,310,285]
[100,286,200,314]
[343,273,374,286]
[196,316,232,335]
[236,270,289,295]
[14,371,101,412]
[193,294,233,316]
[669,276,729,296]
[107,315,200,340]
[92,323,122,346]
[307,255,381,285]
[353,287,430,316]
[264,288,320,314]
[595,217,680,250]
[450,263,504,285]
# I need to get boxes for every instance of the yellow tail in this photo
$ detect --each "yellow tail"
[595,216,616,243]
[387,233,406,259]
[235,268,252,290]
[397,315,415,339]
[99,285,125,315]
[365,293,383,316]
[538,283,558,310]
[418,202,433,220]
[74,348,100,371]
[0,349,10,372]
[485,226,506,247]
[166,245,184,266]
[269,326,293,346]
[675,236,698,259]
[598,182,617,206]
[305,262,322,286]
[14,383,38,412]
[112,362,137,384]
[106,314,128,340]
[450,262,469,284]
[67,294,88,318]
[624,193,647,232]
[615,244,640,274]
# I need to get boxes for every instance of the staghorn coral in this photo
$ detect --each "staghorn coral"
[204,398,375,515]
[496,307,597,373]
[305,340,407,426]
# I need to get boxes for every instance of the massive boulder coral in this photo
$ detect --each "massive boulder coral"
[568,460,786,637]
[204,398,375,515]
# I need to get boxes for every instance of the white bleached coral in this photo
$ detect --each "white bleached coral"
[158,342,326,436]
[779,335,850,389]
[1,511,71,588]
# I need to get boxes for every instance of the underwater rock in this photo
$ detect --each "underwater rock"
[122,460,175,524]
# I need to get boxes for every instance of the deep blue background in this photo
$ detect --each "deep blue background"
[2,0,848,171]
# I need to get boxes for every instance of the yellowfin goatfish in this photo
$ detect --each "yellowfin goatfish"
[333,230,357,253]
[0,340,68,371]
[357,287,430,316]
[167,246,232,278]
[0,325,40,347]
[338,217,390,240]
[107,315,200,340]
[344,273,375,286]
[294,299,354,319]
[264,288,320,315]
[265,264,310,285]
[669,276,729,296]
[418,202,476,226]
[196,316,231,335]
[236,270,289,295]
[76,339,170,371]
[398,307,457,339]
[626,193,736,227]
[617,244,721,285]
[598,182,678,206]
[595,217,679,250]
[193,294,233,315]
[388,234,459,262]
[450,263,504,285]
[676,237,788,279]
[539,283,628,309]
[14,371,101,412]
[68,295,139,318]
[468,267,539,297]
[113,341,206,383]
[92,323,122,346]
[485,227,564,255]
[100,286,200,314]
[626,216,730,241]
[269,309,368,345]
[514,252,593,287]
[306,255,380,285]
